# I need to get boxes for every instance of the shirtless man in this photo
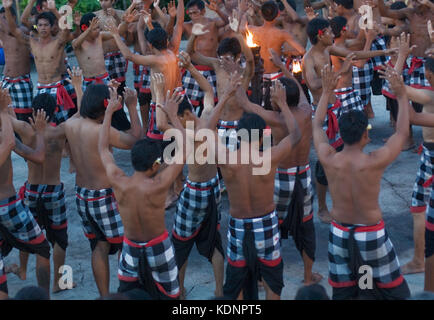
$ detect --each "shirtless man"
[235,51,323,286]
[73,14,132,132]
[94,0,127,95]
[64,83,141,296]
[396,57,434,292]
[0,1,33,122]
[205,79,302,300]
[182,0,229,111]
[8,68,82,293]
[248,0,306,110]
[0,88,51,297]
[302,17,395,223]
[99,88,187,300]
[186,26,254,151]
[313,64,411,300]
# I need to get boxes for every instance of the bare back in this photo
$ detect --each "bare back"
[149,50,179,100]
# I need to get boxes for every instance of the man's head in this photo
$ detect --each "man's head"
[330,16,347,39]
[176,96,195,128]
[295,284,330,300]
[426,58,434,87]
[36,12,55,37]
[186,0,205,22]
[338,110,369,146]
[237,112,266,144]
[80,13,100,38]
[145,27,168,51]
[276,77,300,110]
[31,93,56,123]
[36,0,48,12]
[333,0,353,15]
[131,139,163,174]
[307,18,333,46]
[80,84,110,121]
[14,286,49,300]
[99,0,115,10]
[261,1,279,22]
[217,37,242,61]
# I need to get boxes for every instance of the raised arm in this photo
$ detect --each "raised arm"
[312,65,337,163]
[330,43,397,60]
[186,31,218,68]
[234,32,254,88]
[0,90,16,165]
[153,0,170,28]
[3,0,28,44]
[98,87,128,187]
[72,17,99,50]
[123,87,143,139]
[394,33,416,76]
[67,67,84,114]
[21,0,37,29]
[282,30,306,55]
[165,0,177,37]
[377,0,411,20]
[207,0,229,27]
[169,0,185,53]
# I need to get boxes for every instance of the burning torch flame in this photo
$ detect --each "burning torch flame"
[292,59,302,73]
[246,30,258,48]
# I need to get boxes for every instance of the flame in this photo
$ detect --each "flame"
[292,59,302,73]
[246,29,258,48]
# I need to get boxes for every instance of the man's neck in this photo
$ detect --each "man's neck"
[342,143,364,153]
[343,9,355,19]
[312,42,329,53]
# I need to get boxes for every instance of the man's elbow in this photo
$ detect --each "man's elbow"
[5,139,16,152]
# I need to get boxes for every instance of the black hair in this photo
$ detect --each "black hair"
[80,84,110,120]
[390,1,407,21]
[14,286,49,300]
[295,284,330,300]
[261,1,279,22]
[217,37,241,58]
[279,77,300,107]
[334,0,353,9]
[31,93,56,122]
[145,27,167,51]
[237,112,266,142]
[330,16,347,38]
[36,0,47,7]
[186,0,205,10]
[36,11,54,26]
[177,96,193,116]
[131,139,163,172]
[426,58,434,73]
[307,18,330,45]
[338,109,368,145]
[278,0,296,11]
[80,12,96,31]
[0,6,17,17]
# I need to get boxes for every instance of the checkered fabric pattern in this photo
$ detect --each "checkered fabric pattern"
[328,220,404,288]
[411,144,434,213]
[62,77,77,100]
[352,60,373,107]
[173,175,221,239]
[182,66,217,107]
[370,36,387,68]
[0,250,5,293]
[0,193,47,246]
[118,231,180,298]
[382,58,410,99]
[427,189,434,258]
[217,119,240,152]
[1,74,33,112]
[335,87,365,113]
[82,73,110,94]
[146,103,165,140]
[24,182,67,230]
[37,80,75,124]
[274,165,313,222]
[406,55,431,89]
[140,66,152,94]
[75,186,124,243]
[104,51,128,83]
[226,211,281,266]
[262,72,284,108]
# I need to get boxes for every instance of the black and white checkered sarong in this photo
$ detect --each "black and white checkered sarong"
[182,65,217,108]
[352,60,373,107]
[1,74,33,113]
[104,51,127,83]
[411,142,434,214]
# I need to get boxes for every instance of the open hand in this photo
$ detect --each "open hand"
[66,66,83,89]
[106,87,122,113]
[192,23,209,35]
[270,80,287,110]
[29,109,48,133]
[178,51,192,69]
[123,87,138,109]
[321,64,340,94]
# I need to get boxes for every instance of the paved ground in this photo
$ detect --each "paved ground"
[1,55,429,300]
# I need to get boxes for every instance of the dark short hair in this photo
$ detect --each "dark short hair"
[330,16,347,38]
[80,12,96,31]
[217,37,241,58]
[261,1,279,21]
[80,84,110,120]
[338,109,368,145]
[186,0,205,10]
[36,11,55,26]
[278,0,296,11]
[390,1,407,10]
[279,77,300,107]
[307,18,330,45]
[334,0,353,9]
[237,112,266,142]
[131,139,163,172]
[295,284,330,300]
[14,286,49,300]
[177,96,193,116]
[426,58,434,73]
[31,93,56,122]
[145,27,167,51]
[0,6,17,17]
